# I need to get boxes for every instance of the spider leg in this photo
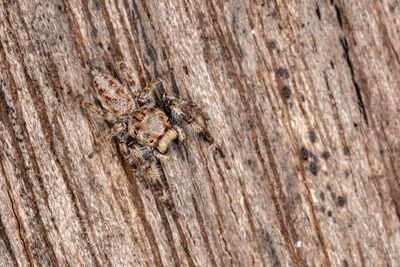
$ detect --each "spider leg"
[169,103,224,157]
[121,144,152,188]
[144,163,171,205]
[163,93,204,116]
[89,122,125,158]
[77,95,115,121]
[116,56,140,94]
[120,142,138,169]
[137,69,173,99]
[150,160,176,213]
[153,149,170,161]
[78,95,125,157]
[128,145,175,210]
[173,125,186,144]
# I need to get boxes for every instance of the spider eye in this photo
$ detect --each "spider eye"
[134,128,139,135]
[145,133,151,138]
[150,140,154,143]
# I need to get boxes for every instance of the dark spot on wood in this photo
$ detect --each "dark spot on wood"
[277,68,289,79]
[320,191,325,201]
[310,162,318,175]
[330,60,335,69]
[258,230,281,266]
[331,192,336,200]
[183,65,189,75]
[93,0,100,10]
[162,48,167,60]
[322,151,330,159]
[316,4,321,20]
[334,5,343,28]
[343,260,349,267]
[340,37,369,125]
[343,147,350,155]
[301,147,309,161]
[309,131,316,143]
[0,85,11,118]
[327,210,332,217]
[269,41,276,49]
[326,184,332,191]
[294,193,302,205]
[246,159,255,166]
[353,122,358,129]
[283,86,291,99]
[321,206,325,213]
[337,196,345,207]
[300,95,305,102]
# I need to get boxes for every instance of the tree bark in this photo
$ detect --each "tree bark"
[0,0,399,266]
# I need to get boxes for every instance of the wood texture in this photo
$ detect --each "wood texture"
[0,0,399,266]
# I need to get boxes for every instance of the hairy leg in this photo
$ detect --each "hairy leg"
[128,145,175,210]
[119,142,137,169]
[169,102,224,157]
[163,93,203,113]
[173,125,186,143]
[153,150,170,161]
[116,56,140,94]
[77,95,115,121]
[116,57,173,101]
[138,69,173,99]
[78,95,125,157]
[89,122,125,158]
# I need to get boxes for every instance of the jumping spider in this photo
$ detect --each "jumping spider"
[78,59,223,210]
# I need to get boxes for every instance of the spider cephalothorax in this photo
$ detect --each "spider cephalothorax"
[129,105,169,145]
[78,59,222,211]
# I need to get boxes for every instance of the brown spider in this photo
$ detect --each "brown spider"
[78,59,223,210]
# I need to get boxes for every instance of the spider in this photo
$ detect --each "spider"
[78,59,223,211]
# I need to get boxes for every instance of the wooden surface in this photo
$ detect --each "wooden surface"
[0,0,399,266]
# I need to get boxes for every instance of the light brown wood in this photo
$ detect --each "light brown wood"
[0,0,399,266]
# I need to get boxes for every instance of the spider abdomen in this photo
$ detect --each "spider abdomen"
[93,71,135,117]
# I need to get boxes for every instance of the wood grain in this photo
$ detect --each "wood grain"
[0,0,399,266]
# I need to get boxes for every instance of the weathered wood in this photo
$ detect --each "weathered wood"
[0,0,399,266]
